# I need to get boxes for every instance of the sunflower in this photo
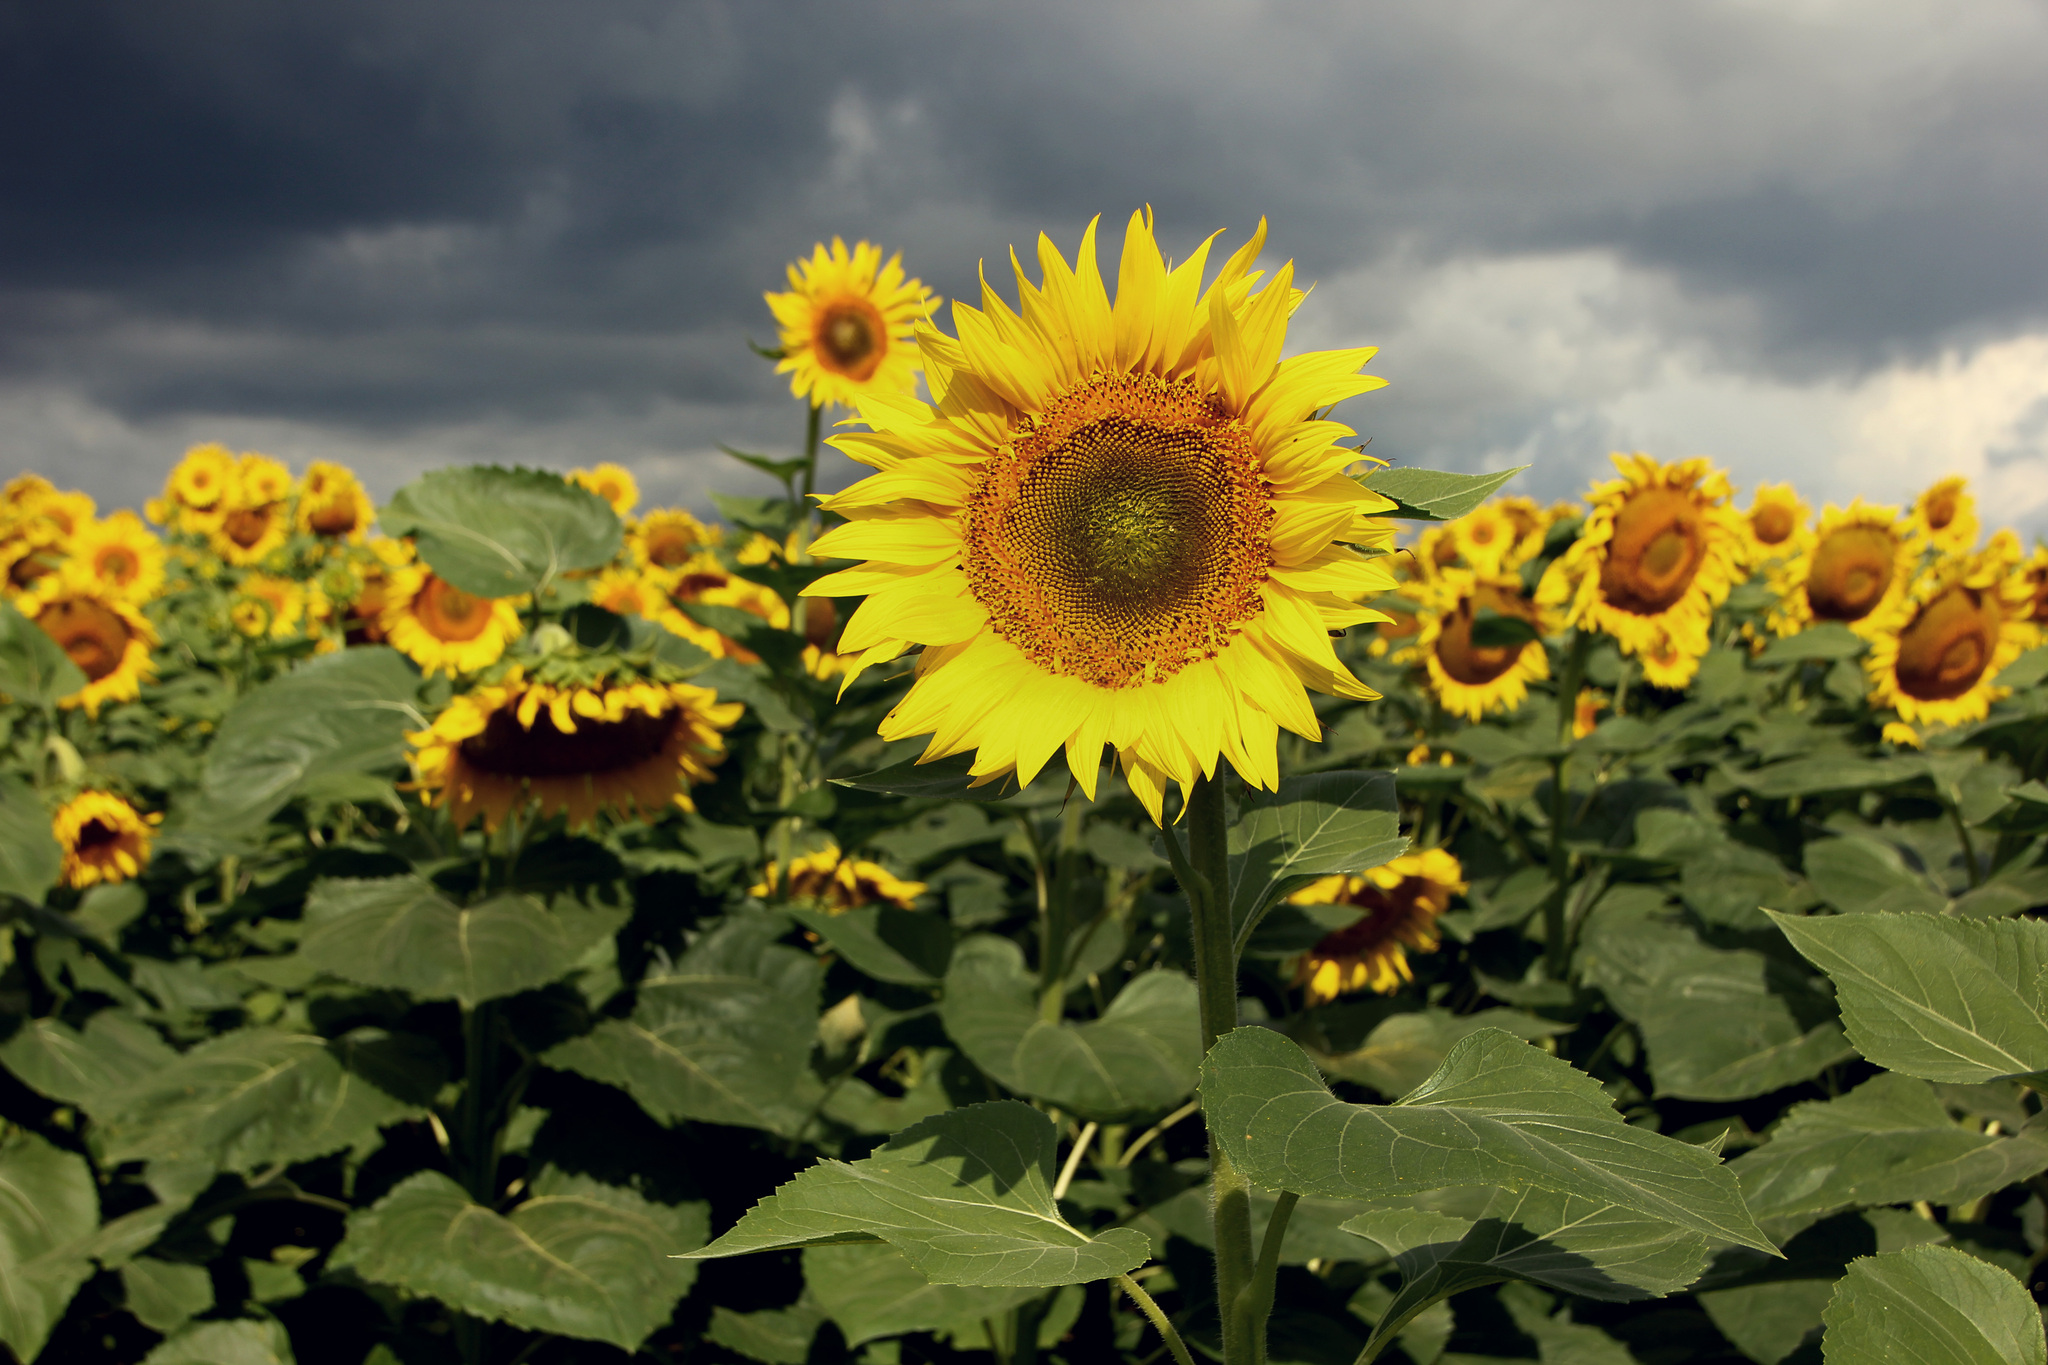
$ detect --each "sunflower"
[1865,534,2033,730]
[1409,523,1463,581]
[630,508,717,578]
[162,442,238,521]
[1909,475,1977,555]
[25,576,157,715]
[1413,569,1550,720]
[67,512,166,603]
[1766,500,1919,640]
[1572,688,1609,739]
[210,498,290,566]
[0,479,91,592]
[408,672,741,832]
[2021,544,2048,627]
[343,538,414,645]
[1741,483,1809,566]
[233,574,313,639]
[297,461,374,542]
[380,566,523,675]
[586,566,669,621]
[1537,455,1744,683]
[1288,848,1464,1004]
[570,464,640,518]
[802,212,1398,822]
[53,791,157,889]
[749,845,926,912]
[766,238,935,409]
[1447,502,1521,578]
[654,550,790,661]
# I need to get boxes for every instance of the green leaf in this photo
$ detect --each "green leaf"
[802,1242,1042,1346]
[1470,609,1544,650]
[141,1319,297,1365]
[790,904,953,986]
[297,877,628,1007]
[120,1256,215,1334]
[1754,624,1867,664]
[1360,466,1528,521]
[683,1100,1150,1287]
[1996,645,2048,692]
[0,1132,99,1363]
[99,1027,440,1175]
[1678,840,1804,932]
[1150,1184,1392,1266]
[1730,755,1925,799]
[0,597,86,706]
[1821,1245,2046,1365]
[1310,1007,1572,1099]
[0,1010,179,1118]
[832,751,1021,803]
[939,936,1201,1121]
[1225,770,1407,951]
[543,916,828,1137]
[1201,1027,1774,1252]
[0,773,60,906]
[377,465,622,598]
[1804,836,1948,916]
[1578,916,1854,1101]
[333,1168,705,1352]
[1767,911,2048,1084]
[1730,1074,2048,1223]
[706,1301,824,1365]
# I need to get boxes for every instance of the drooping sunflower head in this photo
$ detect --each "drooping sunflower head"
[1766,500,1916,640]
[54,791,157,889]
[803,211,1399,822]
[1742,483,1809,565]
[1910,475,1977,555]
[1865,536,2033,729]
[1413,569,1550,721]
[766,238,935,409]
[1287,848,1464,1005]
[570,464,640,518]
[25,578,157,715]
[408,672,743,832]
[749,845,926,913]
[630,508,716,577]
[297,460,374,541]
[67,512,166,604]
[379,565,523,676]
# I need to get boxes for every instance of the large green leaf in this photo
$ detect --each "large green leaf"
[1768,911,2048,1084]
[98,1027,441,1174]
[377,465,622,598]
[0,1009,179,1118]
[832,751,1022,803]
[0,1132,99,1363]
[543,916,828,1137]
[706,1302,824,1365]
[141,1318,297,1365]
[0,772,60,906]
[297,877,627,1007]
[1310,1008,1572,1099]
[683,1101,1150,1287]
[790,903,953,986]
[0,597,86,706]
[1730,755,1925,799]
[1359,466,1527,521]
[1224,770,1407,950]
[333,1168,704,1352]
[1149,1184,1392,1266]
[939,935,1201,1121]
[120,1256,215,1334]
[1729,1074,2048,1222]
[1821,1245,2045,1365]
[1803,835,1948,916]
[802,1242,1042,1346]
[1201,1027,1773,1252]
[1578,916,1854,1100]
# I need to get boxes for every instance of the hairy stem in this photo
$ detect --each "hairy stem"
[1116,1274,1197,1365]
[1234,1190,1299,1365]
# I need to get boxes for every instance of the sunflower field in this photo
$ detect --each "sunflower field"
[5,214,2048,1365]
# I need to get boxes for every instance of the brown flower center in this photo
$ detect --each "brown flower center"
[9,549,59,588]
[76,818,122,853]
[1600,486,1706,615]
[803,597,837,650]
[1806,525,1896,622]
[309,498,361,537]
[459,706,676,778]
[1309,878,1440,957]
[1924,492,1958,531]
[1377,607,1420,643]
[36,597,134,681]
[95,547,138,584]
[1434,584,1537,686]
[645,529,695,569]
[1894,585,1999,701]
[964,373,1273,690]
[2026,564,2048,624]
[1751,502,1795,546]
[814,299,887,381]
[414,576,494,642]
[224,504,279,550]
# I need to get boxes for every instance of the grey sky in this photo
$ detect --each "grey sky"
[5,1,2047,533]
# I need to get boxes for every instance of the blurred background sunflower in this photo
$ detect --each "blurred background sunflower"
[1288,849,1465,1004]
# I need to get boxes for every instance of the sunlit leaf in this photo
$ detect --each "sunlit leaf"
[1821,1245,2045,1365]
[378,465,622,598]
[1359,466,1527,521]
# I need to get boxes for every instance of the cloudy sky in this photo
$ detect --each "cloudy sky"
[6,0,2048,534]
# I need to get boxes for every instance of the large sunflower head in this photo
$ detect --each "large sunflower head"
[749,845,926,913]
[767,238,935,409]
[24,577,157,715]
[67,512,166,604]
[1766,500,1918,640]
[1865,535,2034,729]
[570,464,640,518]
[54,791,157,889]
[408,670,742,832]
[379,565,523,676]
[1413,569,1550,721]
[1741,483,1810,566]
[297,461,374,542]
[630,508,717,578]
[1538,454,1744,674]
[1909,475,1977,555]
[803,212,1399,823]
[1287,848,1464,1005]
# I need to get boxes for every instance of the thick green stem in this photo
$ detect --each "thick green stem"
[1949,801,1983,889]
[1234,1190,1299,1365]
[800,402,822,508]
[1116,1274,1197,1365]
[1542,631,1591,978]
[459,1002,500,1204]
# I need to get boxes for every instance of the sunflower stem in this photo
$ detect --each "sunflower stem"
[1542,631,1591,979]
[800,401,823,511]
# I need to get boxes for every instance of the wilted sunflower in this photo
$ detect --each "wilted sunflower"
[1865,533,2034,731]
[53,791,157,889]
[630,508,716,578]
[750,846,925,912]
[1538,455,1744,688]
[67,512,166,603]
[1288,849,1464,1004]
[408,672,741,831]
[1413,569,1550,721]
[1766,500,1918,640]
[804,211,1398,822]
[380,565,523,675]
[767,238,935,409]
[296,461,374,541]
[1741,483,1809,566]
[1909,475,1977,555]
[570,464,640,518]
[25,575,157,714]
